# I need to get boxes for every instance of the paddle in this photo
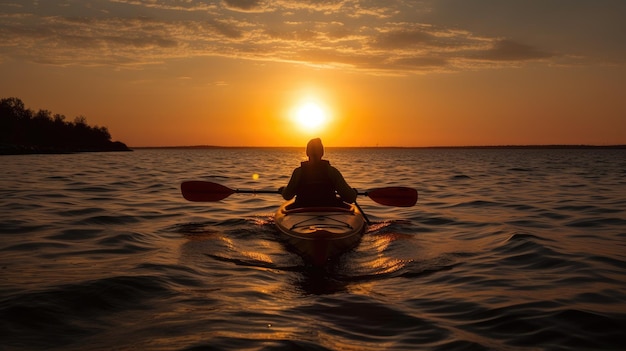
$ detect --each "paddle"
[181,181,417,207]
[353,200,371,225]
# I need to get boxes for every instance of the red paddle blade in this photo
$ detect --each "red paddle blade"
[181,181,235,202]
[367,187,418,207]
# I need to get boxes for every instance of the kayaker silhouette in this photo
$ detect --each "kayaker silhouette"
[280,138,357,208]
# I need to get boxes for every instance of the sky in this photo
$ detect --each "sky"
[1,0,625,147]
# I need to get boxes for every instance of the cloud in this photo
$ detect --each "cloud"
[0,0,618,72]
[277,0,348,13]
[392,56,450,69]
[108,0,219,12]
[223,0,268,12]
[479,40,554,62]
[373,26,440,49]
[419,0,626,63]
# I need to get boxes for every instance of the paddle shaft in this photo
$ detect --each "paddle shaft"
[240,189,367,195]
[236,190,373,196]
[354,201,372,225]
[234,189,280,195]
[238,186,375,224]
[181,181,417,206]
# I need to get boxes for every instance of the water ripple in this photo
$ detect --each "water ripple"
[1,148,625,350]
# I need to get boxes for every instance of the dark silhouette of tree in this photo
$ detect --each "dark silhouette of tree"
[0,97,130,154]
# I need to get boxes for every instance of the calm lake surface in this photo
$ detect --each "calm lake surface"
[1,148,626,350]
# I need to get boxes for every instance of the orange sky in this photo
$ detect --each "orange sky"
[1,1,625,147]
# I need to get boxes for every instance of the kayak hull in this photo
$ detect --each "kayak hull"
[274,200,367,265]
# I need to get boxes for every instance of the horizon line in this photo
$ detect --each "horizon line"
[130,144,626,149]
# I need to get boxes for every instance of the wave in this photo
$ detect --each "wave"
[2,148,625,350]
[0,276,173,349]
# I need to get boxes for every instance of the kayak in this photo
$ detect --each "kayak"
[180,181,417,265]
[274,200,367,265]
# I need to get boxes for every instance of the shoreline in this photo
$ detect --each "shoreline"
[0,142,132,155]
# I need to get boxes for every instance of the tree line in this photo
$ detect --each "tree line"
[0,97,130,154]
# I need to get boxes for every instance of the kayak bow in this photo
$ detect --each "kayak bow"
[274,200,367,265]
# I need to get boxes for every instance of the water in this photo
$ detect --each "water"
[1,148,625,350]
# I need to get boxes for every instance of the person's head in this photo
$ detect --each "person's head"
[306,138,324,161]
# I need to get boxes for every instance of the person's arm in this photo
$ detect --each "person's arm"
[329,167,357,203]
[281,167,301,200]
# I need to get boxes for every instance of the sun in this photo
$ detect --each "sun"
[294,102,328,132]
